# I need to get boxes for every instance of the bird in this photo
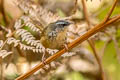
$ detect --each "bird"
[40,20,72,50]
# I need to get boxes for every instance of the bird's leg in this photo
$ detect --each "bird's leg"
[62,42,70,52]
[63,44,69,51]
[42,51,47,65]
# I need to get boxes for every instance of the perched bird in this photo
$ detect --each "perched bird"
[40,20,71,49]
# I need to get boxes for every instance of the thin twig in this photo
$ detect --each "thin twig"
[72,0,78,15]
[111,36,120,62]
[0,57,4,80]
[81,0,106,80]
[100,38,111,58]
[1,0,9,25]
[0,39,8,51]
[15,14,120,80]
[16,46,25,57]
[5,53,13,68]
[104,0,118,22]
[0,25,10,33]
[81,0,91,28]
[88,40,105,80]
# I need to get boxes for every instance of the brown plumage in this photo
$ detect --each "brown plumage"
[40,20,71,49]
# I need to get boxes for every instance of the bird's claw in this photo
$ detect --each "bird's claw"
[42,52,47,65]
[62,44,69,51]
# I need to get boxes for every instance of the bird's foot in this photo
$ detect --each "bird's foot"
[42,52,47,65]
[62,44,69,52]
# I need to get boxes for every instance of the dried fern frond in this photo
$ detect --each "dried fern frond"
[38,61,61,75]
[19,43,34,51]
[35,6,60,25]
[46,48,59,55]
[15,29,45,52]
[20,16,30,23]
[15,0,60,26]
[7,37,39,52]
[14,19,23,29]
[0,25,12,37]
[7,37,20,47]
[0,50,12,59]
[26,61,61,80]
[19,43,43,53]
[67,23,88,43]
[25,22,41,33]
[7,37,45,53]
[46,48,76,57]
[14,15,42,33]
[20,15,42,32]
[15,29,36,41]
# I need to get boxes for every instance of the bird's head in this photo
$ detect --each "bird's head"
[41,20,72,38]
[55,20,71,28]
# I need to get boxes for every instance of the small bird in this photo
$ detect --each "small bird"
[40,20,71,50]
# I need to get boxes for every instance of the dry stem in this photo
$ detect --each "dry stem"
[100,38,111,58]
[104,0,118,22]
[1,0,9,25]
[0,57,4,80]
[81,0,108,80]
[72,0,78,15]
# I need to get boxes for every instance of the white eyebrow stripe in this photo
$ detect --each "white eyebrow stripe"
[56,22,65,25]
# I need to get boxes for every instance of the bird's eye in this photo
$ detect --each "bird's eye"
[61,23,67,26]
[55,20,71,29]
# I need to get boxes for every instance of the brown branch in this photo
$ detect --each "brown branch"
[15,15,120,80]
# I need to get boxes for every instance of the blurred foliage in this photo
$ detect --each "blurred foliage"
[0,18,6,26]
[57,9,66,17]
[51,72,84,80]
[5,74,19,80]
[96,2,120,80]
[103,42,120,80]
[66,72,84,80]
[98,6,120,21]
[116,29,120,47]
[94,41,120,80]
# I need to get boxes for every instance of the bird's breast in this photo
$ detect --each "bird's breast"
[40,31,67,49]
